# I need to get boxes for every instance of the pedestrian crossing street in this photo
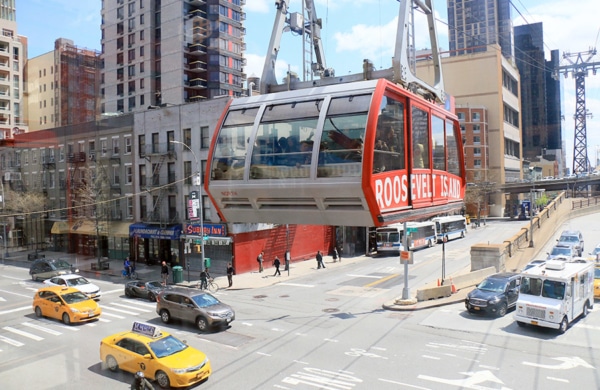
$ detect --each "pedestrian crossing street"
[0,298,158,353]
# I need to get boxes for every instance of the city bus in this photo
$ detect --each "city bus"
[432,215,467,243]
[376,221,437,255]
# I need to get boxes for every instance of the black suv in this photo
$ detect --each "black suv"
[465,272,521,317]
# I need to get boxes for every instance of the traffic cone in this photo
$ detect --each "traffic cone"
[437,279,440,287]
[451,278,457,294]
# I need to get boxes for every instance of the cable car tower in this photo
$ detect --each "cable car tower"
[260,0,446,104]
[556,49,600,194]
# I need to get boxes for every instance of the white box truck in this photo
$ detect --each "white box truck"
[514,258,594,333]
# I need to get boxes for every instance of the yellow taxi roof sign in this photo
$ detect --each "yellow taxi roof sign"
[132,321,162,338]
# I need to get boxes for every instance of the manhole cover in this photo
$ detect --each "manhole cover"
[253,294,267,299]
[323,308,339,313]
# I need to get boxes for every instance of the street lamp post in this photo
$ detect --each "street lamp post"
[528,188,534,248]
[170,140,205,273]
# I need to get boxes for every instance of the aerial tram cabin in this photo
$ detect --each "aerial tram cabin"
[206,78,465,227]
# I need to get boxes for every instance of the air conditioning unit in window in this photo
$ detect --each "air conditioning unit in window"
[89,153,96,161]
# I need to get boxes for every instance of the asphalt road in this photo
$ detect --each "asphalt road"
[1,217,599,389]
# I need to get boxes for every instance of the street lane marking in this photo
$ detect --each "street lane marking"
[548,377,569,383]
[423,355,440,360]
[121,300,156,309]
[102,306,139,315]
[102,288,125,295]
[379,378,429,389]
[346,274,381,279]
[38,318,80,331]
[109,302,152,312]
[0,289,32,298]
[0,306,30,315]
[22,322,61,336]
[3,326,44,341]
[100,310,127,318]
[0,334,24,347]
[364,273,400,288]
[279,283,315,288]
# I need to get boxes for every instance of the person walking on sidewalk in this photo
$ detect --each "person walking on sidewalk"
[273,256,281,276]
[160,261,169,286]
[316,250,325,269]
[257,251,264,273]
[226,261,235,287]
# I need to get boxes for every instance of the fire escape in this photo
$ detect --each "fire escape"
[143,142,176,227]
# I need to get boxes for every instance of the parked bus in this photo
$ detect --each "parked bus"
[515,258,594,333]
[376,221,437,255]
[432,215,467,243]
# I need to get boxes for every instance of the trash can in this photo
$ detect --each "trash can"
[204,257,211,270]
[172,266,183,284]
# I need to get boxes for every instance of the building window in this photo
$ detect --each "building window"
[139,165,146,187]
[473,124,480,133]
[457,112,465,121]
[112,138,120,155]
[127,197,133,218]
[125,165,133,184]
[472,112,481,121]
[125,137,132,154]
[184,161,192,185]
[200,126,210,149]
[183,128,191,148]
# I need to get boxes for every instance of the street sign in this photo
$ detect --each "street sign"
[406,227,417,233]
[400,250,413,264]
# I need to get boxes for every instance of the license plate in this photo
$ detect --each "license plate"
[88,311,95,317]
[531,320,538,325]
[474,307,480,311]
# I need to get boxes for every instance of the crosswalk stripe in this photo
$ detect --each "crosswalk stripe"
[102,307,139,315]
[110,302,152,312]
[3,326,44,341]
[22,322,62,336]
[100,311,126,319]
[0,297,6,302]
[0,306,31,315]
[0,334,24,347]
[98,317,111,322]
[123,300,156,309]
[38,318,80,331]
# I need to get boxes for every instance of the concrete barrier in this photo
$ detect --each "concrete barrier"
[445,266,496,290]
[416,285,452,301]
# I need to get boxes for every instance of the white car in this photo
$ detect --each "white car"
[43,274,102,300]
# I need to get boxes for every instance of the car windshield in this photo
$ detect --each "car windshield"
[149,335,188,358]
[53,260,72,269]
[147,281,162,288]
[477,278,506,292]
[67,277,89,286]
[559,236,579,243]
[61,291,89,304]
[551,247,571,256]
[191,293,220,308]
[541,280,565,300]
[595,268,600,279]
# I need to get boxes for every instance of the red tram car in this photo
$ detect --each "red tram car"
[206,78,465,227]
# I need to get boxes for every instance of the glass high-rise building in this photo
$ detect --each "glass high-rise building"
[514,22,562,161]
[447,0,514,59]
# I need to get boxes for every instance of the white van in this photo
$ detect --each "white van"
[514,258,594,333]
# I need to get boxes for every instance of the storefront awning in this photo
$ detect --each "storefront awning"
[108,222,132,238]
[71,220,107,236]
[51,221,70,234]
[130,223,182,240]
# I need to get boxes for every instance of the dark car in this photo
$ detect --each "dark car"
[465,272,521,317]
[124,280,169,302]
[156,287,235,332]
[29,258,79,281]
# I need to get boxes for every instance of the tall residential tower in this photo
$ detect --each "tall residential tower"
[100,0,247,115]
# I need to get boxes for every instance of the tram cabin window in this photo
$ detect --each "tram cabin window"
[317,95,370,178]
[432,115,446,170]
[411,106,430,169]
[373,97,405,174]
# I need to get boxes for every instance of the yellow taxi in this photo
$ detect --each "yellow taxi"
[594,265,600,299]
[32,286,101,325]
[100,322,211,388]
